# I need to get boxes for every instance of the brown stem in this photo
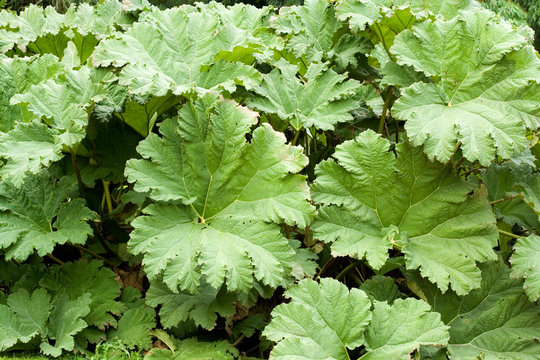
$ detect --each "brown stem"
[378,88,393,135]
[72,244,116,268]
[336,260,362,281]
[46,253,64,265]
[231,334,245,348]
[491,194,521,205]
[315,257,336,279]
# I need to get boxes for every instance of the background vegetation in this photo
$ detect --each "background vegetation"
[1,0,538,49]
[0,0,539,359]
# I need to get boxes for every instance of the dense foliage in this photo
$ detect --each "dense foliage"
[0,0,539,359]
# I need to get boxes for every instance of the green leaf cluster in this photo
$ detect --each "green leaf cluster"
[0,260,155,356]
[0,0,539,359]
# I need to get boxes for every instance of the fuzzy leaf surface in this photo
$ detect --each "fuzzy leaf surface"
[0,5,65,54]
[263,278,372,360]
[126,94,315,294]
[145,280,236,330]
[271,0,369,67]
[247,61,361,130]
[335,0,478,33]
[410,261,540,359]
[40,294,92,357]
[362,299,449,359]
[0,173,95,261]
[92,8,261,97]
[109,307,156,350]
[39,261,122,330]
[0,54,62,133]
[0,289,51,351]
[3,67,107,181]
[392,10,540,165]
[264,278,448,359]
[312,130,498,295]
[510,235,540,302]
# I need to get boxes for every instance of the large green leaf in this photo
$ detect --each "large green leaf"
[510,235,540,302]
[0,5,66,55]
[246,61,361,130]
[199,1,271,32]
[0,172,95,261]
[263,278,372,359]
[483,164,540,230]
[145,338,238,360]
[0,289,51,351]
[362,299,449,359]
[11,66,107,142]
[0,121,64,183]
[409,261,540,359]
[40,294,92,357]
[2,67,108,181]
[39,261,122,330]
[311,130,498,295]
[58,0,139,65]
[126,94,314,294]
[7,289,50,338]
[271,0,370,67]
[109,307,156,350]
[335,0,478,33]
[63,0,135,39]
[145,280,236,330]
[263,278,449,359]
[0,54,63,133]
[92,8,261,97]
[391,10,540,165]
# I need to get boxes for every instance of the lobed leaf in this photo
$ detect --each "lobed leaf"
[246,61,362,131]
[409,261,540,359]
[126,94,315,294]
[40,294,92,357]
[0,289,51,351]
[93,8,261,97]
[263,278,372,359]
[264,278,449,359]
[510,235,540,302]
[145,338,238,360]
[391,10,540,165]
[145,279,236,330]
[0,172,95,261]
[312,130,498,295]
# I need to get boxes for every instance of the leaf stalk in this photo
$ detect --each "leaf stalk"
[498,229,521,239]
[102,180,114,215]
[490,194,520,205]
[46,253,64,265]
[378,88,393,135]
[72,243,116,268]
[336,260,363,281]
